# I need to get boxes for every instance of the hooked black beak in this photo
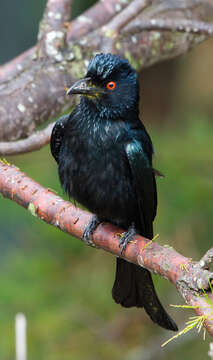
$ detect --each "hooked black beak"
[66,77,106,96]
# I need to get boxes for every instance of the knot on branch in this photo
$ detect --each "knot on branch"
[177,249,213,292]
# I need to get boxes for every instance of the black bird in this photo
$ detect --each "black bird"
[50,53,178,331]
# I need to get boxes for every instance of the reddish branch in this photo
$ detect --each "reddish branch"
[1,160,213,336]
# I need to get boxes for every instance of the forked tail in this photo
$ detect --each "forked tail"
[112,258,178,331]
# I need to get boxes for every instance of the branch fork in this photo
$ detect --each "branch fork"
[178,261,213,292]
[1,0,213,151]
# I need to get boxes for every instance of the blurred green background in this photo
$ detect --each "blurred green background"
[0,1,213,359]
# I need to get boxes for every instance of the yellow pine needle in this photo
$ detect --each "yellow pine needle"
[163,287,213,348]
[170,304,200,309]
[0,158,11,165]
[161,314,208,347]
[162,322,196,347]
[116,232,123,238]
[180,263,189,272]
[142,240,152,251]
[152,233,159,241]
[209,279,213,295]
[141,234,159,251]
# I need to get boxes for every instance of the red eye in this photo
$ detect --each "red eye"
[107,81,116,90]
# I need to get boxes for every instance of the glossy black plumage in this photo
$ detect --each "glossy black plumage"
[50,53,177,331]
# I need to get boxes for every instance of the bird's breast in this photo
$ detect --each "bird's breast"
[58,126,137,225]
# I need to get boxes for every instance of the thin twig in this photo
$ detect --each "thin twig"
[0,123,55,155]
[123,18,213,37]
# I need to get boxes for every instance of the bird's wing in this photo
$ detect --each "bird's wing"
[125,138,157,239]
[50,115,69,163]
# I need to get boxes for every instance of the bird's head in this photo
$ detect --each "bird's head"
[66,53,139,119]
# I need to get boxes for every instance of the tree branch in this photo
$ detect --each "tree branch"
[40,0,72,32]
[122,18,213,37]
[38,0,73,59]
[98,0,151,52]
[0,47,35,84]
[102,0,150,35]
[1,160,213,336]
[0,123,55,155]
[0,0,129,85]
[0,0,213,147]
[0,0,73,84]
[67,0,130,42]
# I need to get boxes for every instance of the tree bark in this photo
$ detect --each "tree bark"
[0,0,213,149]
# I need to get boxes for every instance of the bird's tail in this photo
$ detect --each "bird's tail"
[112,257,178,331]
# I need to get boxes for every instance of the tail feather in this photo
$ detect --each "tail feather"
[112,258,178,331]
[112,257,137,308]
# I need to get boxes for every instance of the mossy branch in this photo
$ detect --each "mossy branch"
[0,0,213,151]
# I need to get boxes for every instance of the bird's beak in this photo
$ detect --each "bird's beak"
[66,77,106,96]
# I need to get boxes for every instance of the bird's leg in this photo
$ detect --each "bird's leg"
[119,222,136,255]
[82,215,101,245]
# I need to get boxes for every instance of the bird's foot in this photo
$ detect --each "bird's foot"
[119,223,136,255]
[82,215,101,246]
